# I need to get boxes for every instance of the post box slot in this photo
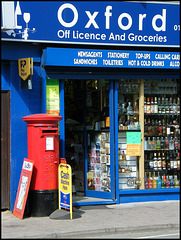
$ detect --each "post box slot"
[42,130,57,133]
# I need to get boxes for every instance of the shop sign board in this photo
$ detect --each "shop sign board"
[58,163,72,219]
[44,48,180,69]
[1,1,179,48]
[126,132,141,156]
[13,158,34,219]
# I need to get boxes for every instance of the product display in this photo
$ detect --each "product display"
[118,79,180,190]
[87,131,111,192]
[144,79,180,189]
[118,80,140,190]
[85,80,112,192]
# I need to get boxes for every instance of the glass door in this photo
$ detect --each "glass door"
[85,80,115,199]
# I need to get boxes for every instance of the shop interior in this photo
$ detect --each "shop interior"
[64,79,111,197]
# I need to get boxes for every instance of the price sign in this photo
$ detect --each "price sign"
[126,132,141,156]
[127,144,141,156]
[126,132,141,144]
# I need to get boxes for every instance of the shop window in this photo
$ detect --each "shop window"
[144,79,180,189]
[117,79,180,191]
[117,80,141,190]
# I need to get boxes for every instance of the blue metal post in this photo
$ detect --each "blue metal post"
[109,80,116,200]
[40,68,47,113]
[59,80,65,158]
[114,80,119,203]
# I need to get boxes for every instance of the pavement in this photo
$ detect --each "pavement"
[1,200,180,239]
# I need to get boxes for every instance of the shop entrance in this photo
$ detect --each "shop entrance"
[64,79,115,202]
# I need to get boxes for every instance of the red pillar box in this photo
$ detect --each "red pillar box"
[23,114,62,217]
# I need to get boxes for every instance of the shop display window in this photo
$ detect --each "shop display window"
[117,79,180,190]
[117,79,141,190]
[144,79,180,189]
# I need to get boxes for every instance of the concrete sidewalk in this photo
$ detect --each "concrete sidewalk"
[1,200,180,239]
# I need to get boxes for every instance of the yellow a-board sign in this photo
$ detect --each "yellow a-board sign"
[58,163,72,220]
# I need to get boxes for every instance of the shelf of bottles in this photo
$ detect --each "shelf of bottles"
[118,80,140,131]
[118,80,140,190]
[144,79,180,189]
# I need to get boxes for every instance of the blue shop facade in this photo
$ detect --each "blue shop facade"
[1,1,180,211]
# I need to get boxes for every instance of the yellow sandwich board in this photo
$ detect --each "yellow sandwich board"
[58,163,72,220]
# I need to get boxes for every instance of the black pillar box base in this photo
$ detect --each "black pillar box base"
[29,189,58,217]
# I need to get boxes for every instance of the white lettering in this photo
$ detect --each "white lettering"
[57,30,70,38]
[118,13,132,30]
[57,3,78,27]
[56,4,169,37]
[139,14,146,31]
[105,6,112,29]
[85,11,99,28]
[152,9,166,32]
[74,58,97,65]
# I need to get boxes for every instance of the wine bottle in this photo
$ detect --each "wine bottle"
[146,97,151,114]
[149,153,154,170]
[161,97,165,114]
[157,172,162,189]
[157,152,162,171]
[151,97,154,114]
[147,137,152,151]
[152,137,156,150]
[144,172,148,189]
[160,137,165,150]
[148,172,153,189]
[144,97,147,114]
[177,152,180,170]
[165,175,170,188]
[127,102,133,115]
[156,137,161,150]
[169,175,174,188]
[161,152,166,170]
[154,97,158,114]
[174,175,179,188]
[169,137,174,150]
[166,153,171,171]
[152,172,157,189]
[158,97,162,114]
[161,175,166,188]
[153,152,158,171]
[165,97,169,114]
[165,137,169,150]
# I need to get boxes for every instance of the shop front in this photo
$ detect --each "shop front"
[43,48,180,205]
[1,1,180,210]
